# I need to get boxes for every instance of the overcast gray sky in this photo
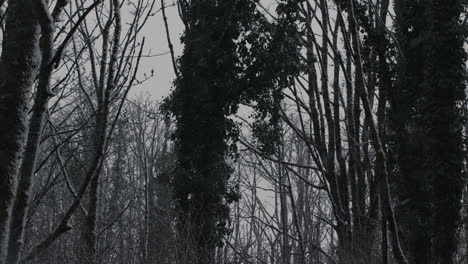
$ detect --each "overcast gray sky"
[128,1,184,101]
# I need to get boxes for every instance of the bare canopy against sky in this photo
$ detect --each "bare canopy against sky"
[133,1,182,99]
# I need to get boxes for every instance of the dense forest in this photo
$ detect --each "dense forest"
[0,0,466,263]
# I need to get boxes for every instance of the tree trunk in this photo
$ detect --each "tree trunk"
[5,1,67,262]
[83,2,121,262]
[426,1,465,262]
[0,0,40,261]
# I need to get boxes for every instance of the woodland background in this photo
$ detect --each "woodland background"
[0,0,466,264]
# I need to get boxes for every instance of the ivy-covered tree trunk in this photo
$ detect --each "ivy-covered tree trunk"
[166,1,300,263]
[393,0,466,263]
[167,1,251,263]
[425,0,465,263]
[392,1,432,263]
[0,0,40,261]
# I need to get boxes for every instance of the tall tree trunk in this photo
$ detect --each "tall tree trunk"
[347,1,408,263]
[375,1,391,263]
[168,1,255,263]
[392,2,432,263]
[278,149,290,264]
[5,2,72,262]
[83,1,121,262]
[0,0,40,261]
[393,0,466,263]
[425,0,465,262]
[5,4,54,263]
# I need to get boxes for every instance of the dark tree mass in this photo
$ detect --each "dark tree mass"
[0,0,466,264]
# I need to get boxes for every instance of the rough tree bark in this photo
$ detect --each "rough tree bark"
[4,2,101,262]
[0,0,40,261]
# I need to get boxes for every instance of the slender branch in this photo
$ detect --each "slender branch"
[161,0,179,79]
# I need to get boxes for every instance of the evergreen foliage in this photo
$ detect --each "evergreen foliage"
[162,0,302,261]
[392,0,466,263]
